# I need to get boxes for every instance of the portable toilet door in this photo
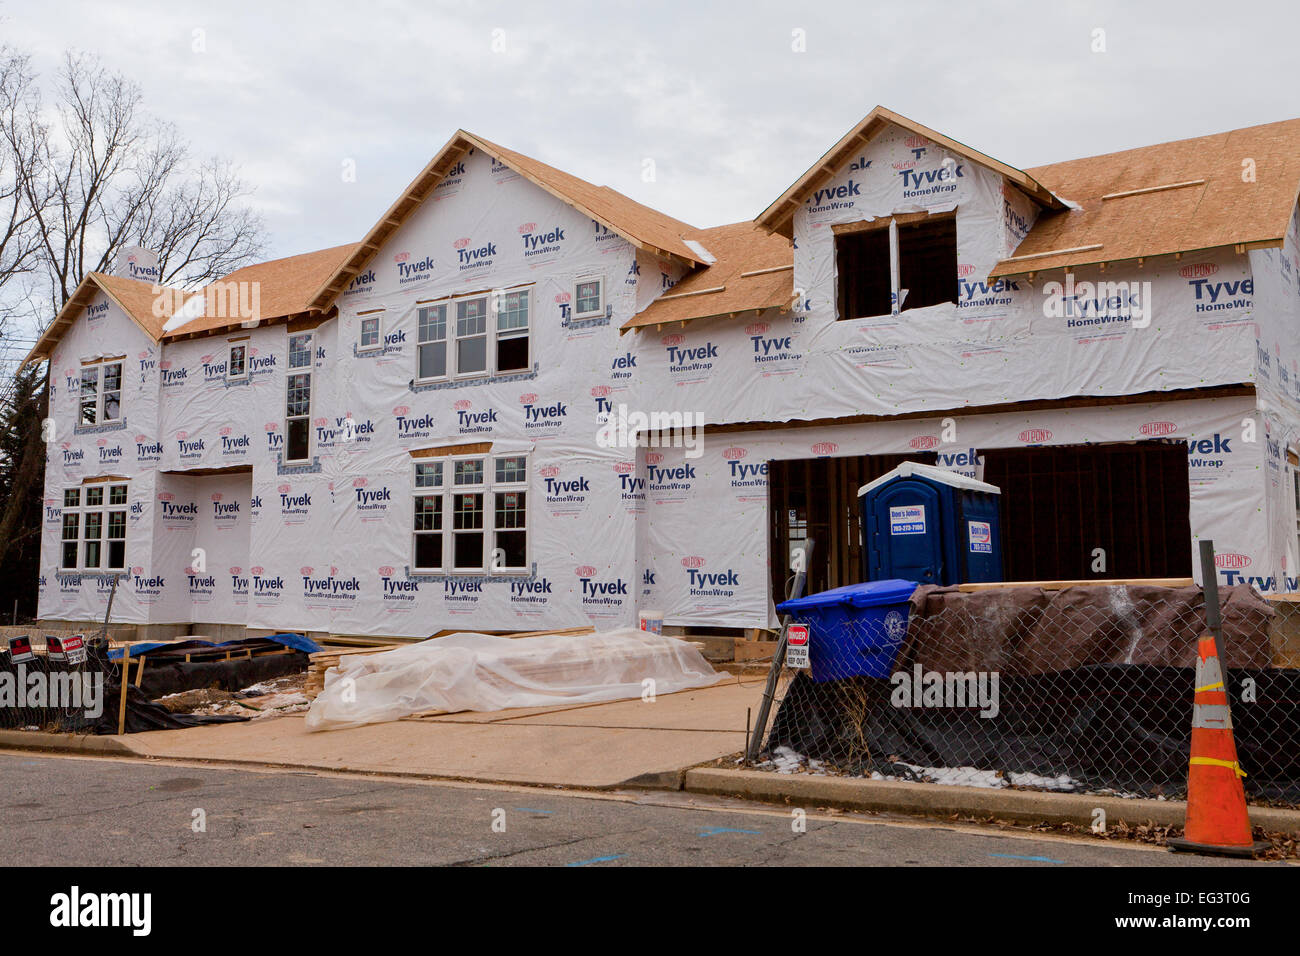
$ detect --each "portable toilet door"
[865,476,946,584]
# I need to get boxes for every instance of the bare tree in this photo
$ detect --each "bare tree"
[0,47,267,589]
[20,51,265,315]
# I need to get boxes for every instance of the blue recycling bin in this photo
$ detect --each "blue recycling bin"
[858,461,1003,586]
[777,579,917,682]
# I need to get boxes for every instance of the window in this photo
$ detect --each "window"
[286,332,313,462]
[359,315,382,353]
[412,462,444,572]
[61,482,127,571]
[836,215,958,320]
[228,343,248,381]
[456,297,489,377]
[414,286,532,383]
[411,455,528,573]
[417,305,448,381]
[573,277,604,319]
[495,289,530,373]
[78,360,124,426]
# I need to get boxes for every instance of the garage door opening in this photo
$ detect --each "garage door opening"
[768,440,1192,598]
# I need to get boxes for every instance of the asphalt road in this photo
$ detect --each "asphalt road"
[0,751,1280,867]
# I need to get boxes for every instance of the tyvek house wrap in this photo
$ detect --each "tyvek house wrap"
[36,126,1281,635]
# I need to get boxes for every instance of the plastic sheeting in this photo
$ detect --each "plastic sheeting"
[304,628,724,732]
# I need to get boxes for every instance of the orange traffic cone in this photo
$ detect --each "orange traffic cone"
[1167,635,1268,857]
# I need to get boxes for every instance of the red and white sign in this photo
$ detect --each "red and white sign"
[786,624,810,669]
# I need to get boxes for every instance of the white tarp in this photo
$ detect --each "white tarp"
[303,628,723,731]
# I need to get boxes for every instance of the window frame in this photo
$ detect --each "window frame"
[78,359,125,426]
[285,331,314,463]
[358,314,383,354]
[834,212,958,321]
[227,341,249,382]
[412,285,533,384]
[572,276,605,320]
[60,481,128,572]
[410,453,529,574]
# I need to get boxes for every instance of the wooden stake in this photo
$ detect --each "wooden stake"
[116,644,130,736]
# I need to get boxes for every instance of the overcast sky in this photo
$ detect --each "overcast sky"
[5,0,1299,264]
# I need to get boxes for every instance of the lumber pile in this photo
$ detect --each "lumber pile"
[304,645,402,700]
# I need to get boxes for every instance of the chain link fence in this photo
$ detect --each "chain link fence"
[0,633,110,732]
[748,585,1300,807]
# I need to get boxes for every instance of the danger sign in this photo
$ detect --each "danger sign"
[7,635,34,664]
[786,624,810,669]
[47,634,87,665]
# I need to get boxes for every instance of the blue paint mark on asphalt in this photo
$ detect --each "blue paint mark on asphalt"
[513,808,554,815]
[698,826,762,837]
[565,854,624,867]
[988,853,1065,864]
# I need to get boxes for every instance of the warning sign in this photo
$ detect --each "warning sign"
[889,504,926,535]
[47,634,87,665]
[968,520,992,553]
[7,635,34,664]
[785,624,810,669]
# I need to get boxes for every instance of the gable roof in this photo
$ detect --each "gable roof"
[989,117,1300,278]
[755,106,1067,238]
[621,222,794,332]
[306,130,709,311]
[21,244,359,366]
[161,242,359,340]
[21,272,186,367]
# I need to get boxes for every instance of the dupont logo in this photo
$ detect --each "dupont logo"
[300,566,314,576]
[264,422,278,432]
[613,461,634,475]
[538,465,560,478]
[379,565,394,576]
[555,291,572,304]
[519,392,538,404]
[157,492,174,502]
[1180,263,1219,279]
[575,565,597,577]
[591,385,611,398]
[645,452,664,466]
[230,566,242,574]
[724,447,747,460]
[811,442,838,456]
[393,251,410,264]
[453,237,471,250]
[1018,428,1053,443]
[1215,553,1251,570]
[1140,421,1178,437]
[904,135,929,149]
[393,405,409,416]
[278,484,290,494]
[661,333,685,347]
[211,493,223,502]
[745,322,769,336]
[910,435,940,450]
[957,264,976,278]
[353,477,368,488]
[681,555,705,569]
[518,222,536,234]
[251,566,264,575]
[454,399,472,412]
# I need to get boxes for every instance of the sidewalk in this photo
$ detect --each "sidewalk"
[0,674,766,789]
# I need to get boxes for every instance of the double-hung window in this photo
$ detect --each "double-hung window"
[414,286,531,383]
[228,342,248,381]
[61,482,127,572]
[411,454,528,573]
[573,277,604,320]
[79,360,124,426]
[359,314,382,353]
[286,332,313,462]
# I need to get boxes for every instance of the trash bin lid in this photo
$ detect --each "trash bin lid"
[777,579,917,614]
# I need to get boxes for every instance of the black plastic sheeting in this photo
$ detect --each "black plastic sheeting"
[765,665,1300,802]
[0,642,247,734]
[127,643,310,699]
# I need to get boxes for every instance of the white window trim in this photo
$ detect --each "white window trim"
[572,275,605,320]
[411,453,529,574]
[358,313,384,354]
[411,460,446,573]
[227,342,249,382]
[413,285,533,384]
[60,481,128,573]
[79,360,125,426]
[285,332,314,463]
[414,301,451,385]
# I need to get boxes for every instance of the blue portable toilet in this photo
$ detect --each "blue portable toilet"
[858,462,1003,586]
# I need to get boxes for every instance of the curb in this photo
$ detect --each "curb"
[683,768,1300,834]
[0,729,140,756]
